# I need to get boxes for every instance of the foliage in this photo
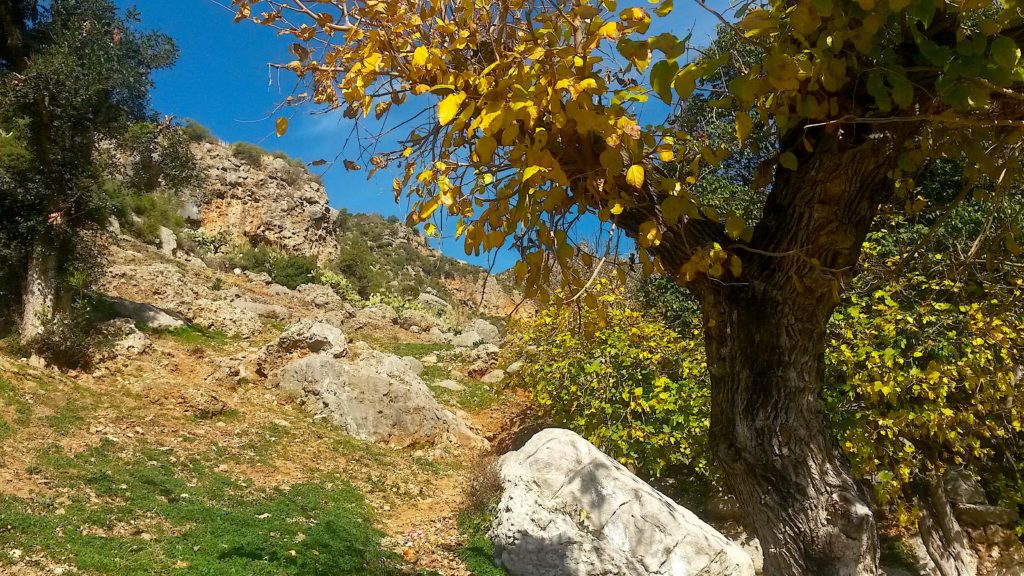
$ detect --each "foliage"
[0,0,177,326]
[109,121,205,195]
[108,184,186,242]
[25,309,95,369]
[231,141,268,167]
[182,118,217,144]
[0,440,404,576]
[318,270,361,301]
[506,278,710,478]
[233,245,318,289]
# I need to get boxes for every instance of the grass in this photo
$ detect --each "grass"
[455,508,509,576]
[386,342,452,359]
[148,324,231,347]
[1,439,406,576]
[430,380,501,412]
[43,398,86,435]
[420,363,451,382]
[0,377,32,426]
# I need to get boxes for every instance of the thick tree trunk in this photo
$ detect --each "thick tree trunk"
[918,475,978,576]
[701,284,879,576]
[19,236,59,344]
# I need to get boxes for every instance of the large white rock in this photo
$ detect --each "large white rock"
[464,318,500,343]
[272,351,484,448]
[158,226,177,257]
[491,428,755,576]
[108,297,185,330]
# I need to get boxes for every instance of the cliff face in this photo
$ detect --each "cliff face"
[192,142,338,263]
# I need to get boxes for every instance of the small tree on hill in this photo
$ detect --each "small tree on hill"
[0,0,179,348]
[237,0,1024,572]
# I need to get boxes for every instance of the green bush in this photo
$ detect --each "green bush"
[319,270,360,301]
[27,311,94,369]
[233,245,318,290]
[108,185,185,243]
[231,142,268,167]
[182,119,217,144]
[505,278,712,480]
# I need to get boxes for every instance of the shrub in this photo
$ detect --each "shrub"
[108,185,185,243]
[28,311,94,369]
[182,119,217,144]
[319,270,360,301]
[505,278,712,480]
[231,142,267,167]
[233,245,318,290]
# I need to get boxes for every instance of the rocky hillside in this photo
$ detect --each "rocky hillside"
[188,142,338,263]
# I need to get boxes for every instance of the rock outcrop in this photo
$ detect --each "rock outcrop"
[192,142,338,262]
[491,428,755,576]
[272,345,483,448]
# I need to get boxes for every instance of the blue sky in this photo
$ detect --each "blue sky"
[118,0,720,271]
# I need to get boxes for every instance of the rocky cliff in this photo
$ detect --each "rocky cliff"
[190,142,339,262]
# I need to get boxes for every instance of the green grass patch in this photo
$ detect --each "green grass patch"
[420,364,451,383]
[1,440,405,576]
[0,377,33,425]
[147,324,231,347]
[430,380,500,412]
[455,508,508,576]
[385,342,452,359]
[44,398,86,435]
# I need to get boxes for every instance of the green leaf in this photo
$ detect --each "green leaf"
[888,73,913,108]
[651,60,679,105]
[779,151,798,170]
[991,36,1021,69]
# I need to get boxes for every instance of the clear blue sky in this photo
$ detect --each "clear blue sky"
[118,0,719,271]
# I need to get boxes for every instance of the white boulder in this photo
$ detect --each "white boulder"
[491,428,755,576]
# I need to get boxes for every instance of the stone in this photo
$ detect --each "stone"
[944,470,988,505]
[953,504,1020,528]
[403,356,424,376]
[348,304,399,330]
[191,299,263,337]
[481,369,505,384]
[244,271,273,284]
[275,320,348,357]
[233,300,290,320]
[96,318,151,358]
[158,226,177,257]
[409,325,423,334]
[434,379,466,391]
[108,297,186,330]
[491,428,755,576]
[417,292,452,313]
[399,308,437,331]
[452,330,482,348]
[506,360,524,375]
[296,283,344,309]
[272,353,483,448]
[464,318,500,343]
[107,216,121,236]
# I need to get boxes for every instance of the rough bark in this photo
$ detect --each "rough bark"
[918,475,978,576]
[19,236,59,344]
[624,127,908,575]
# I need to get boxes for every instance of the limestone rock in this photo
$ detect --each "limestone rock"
[193,142,338,263]
[481,369,505,384]
[158,226,177,257]
[245,319,348,379]
[944,470,987,505]
[954,504,1020,528]
[434,379,466,391]
[452,330,482,348]
[464,318,500,343]
[233,300,290,320]
[348,304,398,330]
[491,428,755,576]
[192,299,263,337]
[295,283,344,309]
[95,319,151,359]
[417,292,452,313]
[399,308,437,331]
[108,297,185,330]
[272,352,483,448]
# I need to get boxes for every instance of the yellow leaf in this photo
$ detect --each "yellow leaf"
[412,46,428,67]
[424,222,438,237]
[523,165,547,181]
[598,21,620,40]
[735,111,752,146]
[476,135,497,164]
[779,151,798,170]
[610,201,625,215]
[437,91,466,125]
[418,197,440,220]
[625,164,645,188]
[725,213,745,240]
[275,117,288,138]
[657,149,674,162]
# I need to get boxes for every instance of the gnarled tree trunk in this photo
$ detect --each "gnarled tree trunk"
[19,236,59,344]
[701,284,878,575]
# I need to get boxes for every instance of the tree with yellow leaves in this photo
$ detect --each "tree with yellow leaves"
[235,0,1024,573]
